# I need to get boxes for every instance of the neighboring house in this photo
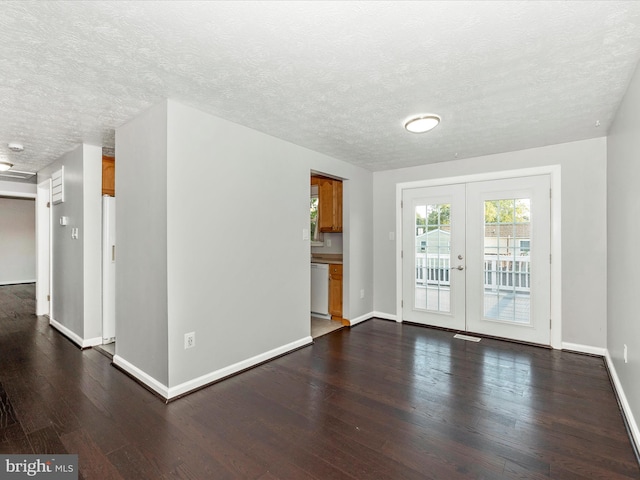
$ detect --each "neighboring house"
[483,223,531,256]
[415,225,531,257]
[415,228,450,254]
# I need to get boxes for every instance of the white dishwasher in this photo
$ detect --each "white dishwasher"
[311,263,329,316]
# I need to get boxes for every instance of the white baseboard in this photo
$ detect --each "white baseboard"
[372,311,398,322]
[0,279,36,286]
[561,342,607,356]
[49,317,102,348]
[348,312,374,326]
[83,336,103,348]
[49,317,83,347]
[113,336,313,401]
[605,350,640,455]
[167,336,313,399]
[113,354,170,398]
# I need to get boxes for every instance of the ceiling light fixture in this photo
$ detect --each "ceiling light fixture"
[404,114,441,133]
[0,161,13,171]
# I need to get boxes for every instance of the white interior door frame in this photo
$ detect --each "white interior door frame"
[395,165,562,349]
[36,179,52,316]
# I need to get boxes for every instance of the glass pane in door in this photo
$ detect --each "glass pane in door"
[483,198,531,323]
[414,204,451,312]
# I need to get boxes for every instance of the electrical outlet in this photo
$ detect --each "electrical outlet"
[326,238,332,247]
[185,332,195,349]
[360,289,365,299]
[624,344,628,363]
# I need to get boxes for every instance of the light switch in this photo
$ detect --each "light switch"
[59,216,68,226]
[71,227,79,240]
[302,228,309,240]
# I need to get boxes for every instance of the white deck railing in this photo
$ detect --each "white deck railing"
[416,254,530,292]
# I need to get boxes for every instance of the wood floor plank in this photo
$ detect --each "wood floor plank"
[107,444,164,480]
[60,428,124,480]
[27,425,68,454]
[1,284,639,479]
[0,422,33,454]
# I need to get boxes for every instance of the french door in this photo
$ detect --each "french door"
[402,175,551,345]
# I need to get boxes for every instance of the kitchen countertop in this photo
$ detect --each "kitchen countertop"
[311,254,343,264]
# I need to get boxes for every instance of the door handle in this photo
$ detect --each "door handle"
[450,265,464,271]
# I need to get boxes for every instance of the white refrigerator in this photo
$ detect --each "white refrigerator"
[102,196,116,344]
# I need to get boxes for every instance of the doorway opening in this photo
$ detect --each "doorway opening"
[310,173,345,338]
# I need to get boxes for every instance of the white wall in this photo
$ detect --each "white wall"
[0,197,36,285]
[115,99,373,396]
[373,137,607,349]
[164,100,373,390]
[37,144,102,346]
[607,58,640,446]
[115,101,170,386]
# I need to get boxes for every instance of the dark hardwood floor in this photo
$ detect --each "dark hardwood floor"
[0,283,638,479]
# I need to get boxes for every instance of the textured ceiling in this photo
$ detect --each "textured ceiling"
[1,1,640,174]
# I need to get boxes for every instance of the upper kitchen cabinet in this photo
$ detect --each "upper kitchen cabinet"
[313,176,342,233]
[102,155,115,196]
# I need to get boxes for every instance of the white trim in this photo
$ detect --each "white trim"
[167,336,313,399]
[113,354,169,398]
[83,336,103,348]
[49,317,82,346]
[113,336,313,400]
[0,279,36,286]
[605,350,640,454]
[395,165,562,348]
[49,317,102,348]
[549,166,562,349]
[561,342,606,357]
[372,310,399,322]
[36,178,52,316]
[348,312,373,326]
[395,185,403,322]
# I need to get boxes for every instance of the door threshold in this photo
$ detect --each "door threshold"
[453,333,481,342]
[402,321,552,349]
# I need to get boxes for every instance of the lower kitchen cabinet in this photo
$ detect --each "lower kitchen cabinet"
[329,264,343,319]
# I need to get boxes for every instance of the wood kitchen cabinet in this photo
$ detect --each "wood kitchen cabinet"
[317,177,342,233]
[102,155,115,196]
[329,263,343,320]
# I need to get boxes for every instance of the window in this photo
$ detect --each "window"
[310,185,323,245]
